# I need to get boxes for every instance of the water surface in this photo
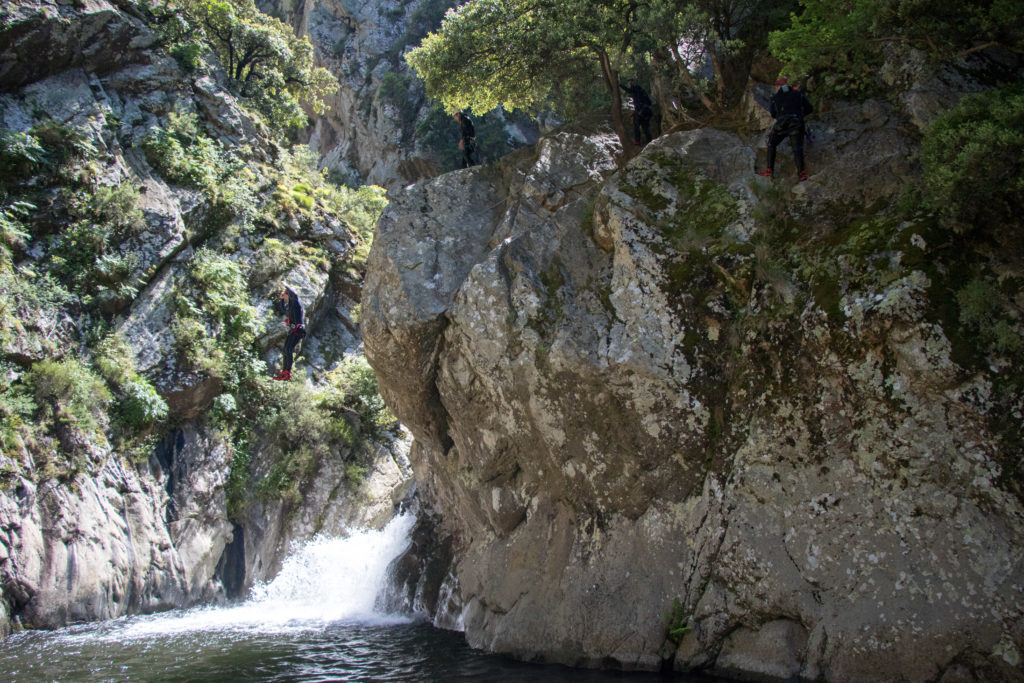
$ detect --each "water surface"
[0,514,726,682]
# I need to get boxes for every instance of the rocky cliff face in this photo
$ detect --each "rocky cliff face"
[0,0,412,632]
[363,84,1024,679]
[261,0,537,189]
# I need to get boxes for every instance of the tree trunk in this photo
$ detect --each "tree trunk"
[667,45,716,114]
[597,50,632,158]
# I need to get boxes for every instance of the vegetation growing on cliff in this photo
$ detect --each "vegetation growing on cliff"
[0,0,398,497]
[172,0,338,132]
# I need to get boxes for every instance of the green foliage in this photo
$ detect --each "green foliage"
[225,431,252,521]
[0,362,36,467]
[242,354,396,506]
[406,0,795,124]
[194,250,258,340]
[180,0,338,132]
[0,201,33,266]
[264,146,387,272]
[171,41,205,71]
[47,183,146,300]
[248,237,299,286]
[27,357,111,464]
[1,120,95,190]
[28,120,97,168]
[142,126,222,190]
[404,0,459,46]
[172,249,260,378]
[919,83,1024,232]
[318,355,399,442]
[94,333,169,432]
[665,597,693,644]
[405,0,609,116]
[414,101,529,171]
[0,268,74,357]
[0,129,46,184]
[770,0,1024,95]
[957,278,1023,355]
[254,382,335,505]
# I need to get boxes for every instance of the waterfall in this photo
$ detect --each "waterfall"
[110,513,418,639]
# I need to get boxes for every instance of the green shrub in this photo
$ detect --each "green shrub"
[318,355,398,442]
[94,332,169,432]
[920,83,1024,233]
[255,381,335,505]
[29,120,96,166]
[248,237,298,286]
[189,249,259,341]
[0,201,32,265]
[225,432,252,522]
[119,379,169,429]
[0,129,46,183]
[665,597,693,644]
[171,41,204,71]
[957,278,1024,356]
[0,268,74,355]
[27,357,111,445]
[93,184,146,236]
[0,363,36,467]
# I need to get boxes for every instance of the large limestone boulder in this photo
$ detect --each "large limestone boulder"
[363,110,1024,681]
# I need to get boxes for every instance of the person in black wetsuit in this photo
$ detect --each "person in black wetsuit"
[273,285,304,381]
[620,79,654,146]
[453,110,477,168]
[759,77,814,181]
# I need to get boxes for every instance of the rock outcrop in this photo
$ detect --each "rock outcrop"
[363,103,1024,679]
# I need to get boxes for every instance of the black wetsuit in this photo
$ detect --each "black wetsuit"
[274,289,304,372]
[458,114,476,168]
[621,83,653,145]
[766,86,813,174]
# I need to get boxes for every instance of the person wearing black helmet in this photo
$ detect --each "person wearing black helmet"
[272,284,304,381]
[759,77,814,181]
[453,110,477,168]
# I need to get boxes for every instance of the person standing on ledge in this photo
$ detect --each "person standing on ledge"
[272,284,304,381]
[453,110,477,168]
[759,77,813,181]
[620,78,654,146]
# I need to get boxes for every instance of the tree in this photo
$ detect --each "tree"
[635,0,795,115]
[406,0,642,152]
[181,0,338,130]
[769,0,1024,96]
[406,0,795,152]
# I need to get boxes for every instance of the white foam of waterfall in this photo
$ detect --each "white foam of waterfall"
[104,512,417,639]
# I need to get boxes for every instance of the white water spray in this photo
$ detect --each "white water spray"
[107,513,417,639]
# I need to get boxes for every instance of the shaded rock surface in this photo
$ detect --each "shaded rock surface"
[363,99,1024,680]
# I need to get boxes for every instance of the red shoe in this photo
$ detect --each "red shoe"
[799,170,809,181]
[758,168,773,178]
[273,370,291,381]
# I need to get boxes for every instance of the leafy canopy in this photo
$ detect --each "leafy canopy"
[406,0,621,116]
[770,0,1024,95]
[920,81,1024,233]
[180,0,338,130]
[406,0,797,136]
